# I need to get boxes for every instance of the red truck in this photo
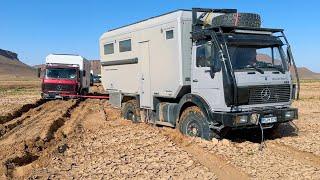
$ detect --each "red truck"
[38,54,91,99]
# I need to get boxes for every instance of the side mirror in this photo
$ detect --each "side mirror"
[37,68,41,78]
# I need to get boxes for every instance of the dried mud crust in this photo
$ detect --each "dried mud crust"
[27,100,320,180]
[271,81,320,156]
[0,81,319,179]
[28,101,218,179]
[0,99,80,179]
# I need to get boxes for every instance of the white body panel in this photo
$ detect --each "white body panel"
[100,10,193,109]
[45,54,91,89]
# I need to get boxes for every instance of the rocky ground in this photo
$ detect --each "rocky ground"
[0,81,319,179]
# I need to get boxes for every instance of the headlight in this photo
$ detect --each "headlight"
[285,111,295,119]
[236,115,248,124]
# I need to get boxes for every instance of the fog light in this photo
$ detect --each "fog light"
[285,111,295,119]
[236,115,248,124]
[250,113,259,125]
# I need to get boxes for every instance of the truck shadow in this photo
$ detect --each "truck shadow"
[224,122,298,144]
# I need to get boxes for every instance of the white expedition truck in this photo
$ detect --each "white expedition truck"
[99,8,299,139]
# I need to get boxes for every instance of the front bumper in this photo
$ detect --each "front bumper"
[212,107,298,128]
[41,91,77,99]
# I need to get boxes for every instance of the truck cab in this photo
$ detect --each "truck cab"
[41,64,80,99]
[186,9,299,138]
[39,54,91,99]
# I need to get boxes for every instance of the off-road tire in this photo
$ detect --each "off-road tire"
[178,106,219,140]
[212,13,261,28]
[121,100,140,123]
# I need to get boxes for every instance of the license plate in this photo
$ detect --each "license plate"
[261,117,277,124]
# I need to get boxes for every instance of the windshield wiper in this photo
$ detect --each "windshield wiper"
[245,64,265,74]
[266,64,285,74]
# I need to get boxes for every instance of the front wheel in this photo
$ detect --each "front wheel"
[178,106,218,140]
[121,100,140,123]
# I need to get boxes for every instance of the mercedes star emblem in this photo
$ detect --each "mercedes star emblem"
[261,88,271,101]
[56,85,62,91]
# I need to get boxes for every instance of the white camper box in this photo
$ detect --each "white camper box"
[100,8,299,140]
[100,10,197,109]
[46,54,91,89]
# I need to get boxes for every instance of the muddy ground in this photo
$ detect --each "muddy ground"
[0,81,319,179]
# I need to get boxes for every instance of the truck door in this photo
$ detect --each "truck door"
[191,43,225,111]
[138,41,152,108]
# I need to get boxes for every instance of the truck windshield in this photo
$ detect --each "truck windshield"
[45,68,77,79]
[228,45,287,72]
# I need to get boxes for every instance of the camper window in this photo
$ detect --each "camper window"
[119,39,132,52]
[104,43,114,55]
[166,30,174,40]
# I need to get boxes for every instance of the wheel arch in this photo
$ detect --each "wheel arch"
[121,94,140,107]
[176,93,213,124]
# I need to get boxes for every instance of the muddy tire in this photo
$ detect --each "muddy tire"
[212,13,261,28]
[121,100,140,123]
[178,106,218,140]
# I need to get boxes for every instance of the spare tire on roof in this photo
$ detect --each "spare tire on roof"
[212,13,261,28]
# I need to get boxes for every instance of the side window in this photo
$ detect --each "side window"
[166,30,174,40]
[272,47,283,66]
[119,39,132,52]
[196,44,212,67]
[104,43,114,55]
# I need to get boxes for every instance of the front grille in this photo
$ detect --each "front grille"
[248,85,291,105]
[44,84,74,92]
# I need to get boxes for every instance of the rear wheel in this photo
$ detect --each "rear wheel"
[121,100,140,123]
[178,106,218,140]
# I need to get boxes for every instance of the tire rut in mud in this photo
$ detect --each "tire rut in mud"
[267,141,320,168]
[0,99,46,124]
[0,99,82,179]
[161,128,250,180]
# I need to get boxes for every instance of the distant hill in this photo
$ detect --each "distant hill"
[90,60,101,75]
[0,49,37,80]
[257,53,320,80]
[291,67,320,80]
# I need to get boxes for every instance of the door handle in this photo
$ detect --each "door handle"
[193,79,198,82]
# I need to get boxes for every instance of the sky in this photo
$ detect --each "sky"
[0,0,319,72]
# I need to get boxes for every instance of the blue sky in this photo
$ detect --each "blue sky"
[0,0,319,72]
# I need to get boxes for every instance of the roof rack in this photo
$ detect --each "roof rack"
[192,26,284,41]
[211,26,284,33]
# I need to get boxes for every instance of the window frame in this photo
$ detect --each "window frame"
[165,29,174,40]
[103,43,114,55]
[196,43,213,68]
[119,39,132,52]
